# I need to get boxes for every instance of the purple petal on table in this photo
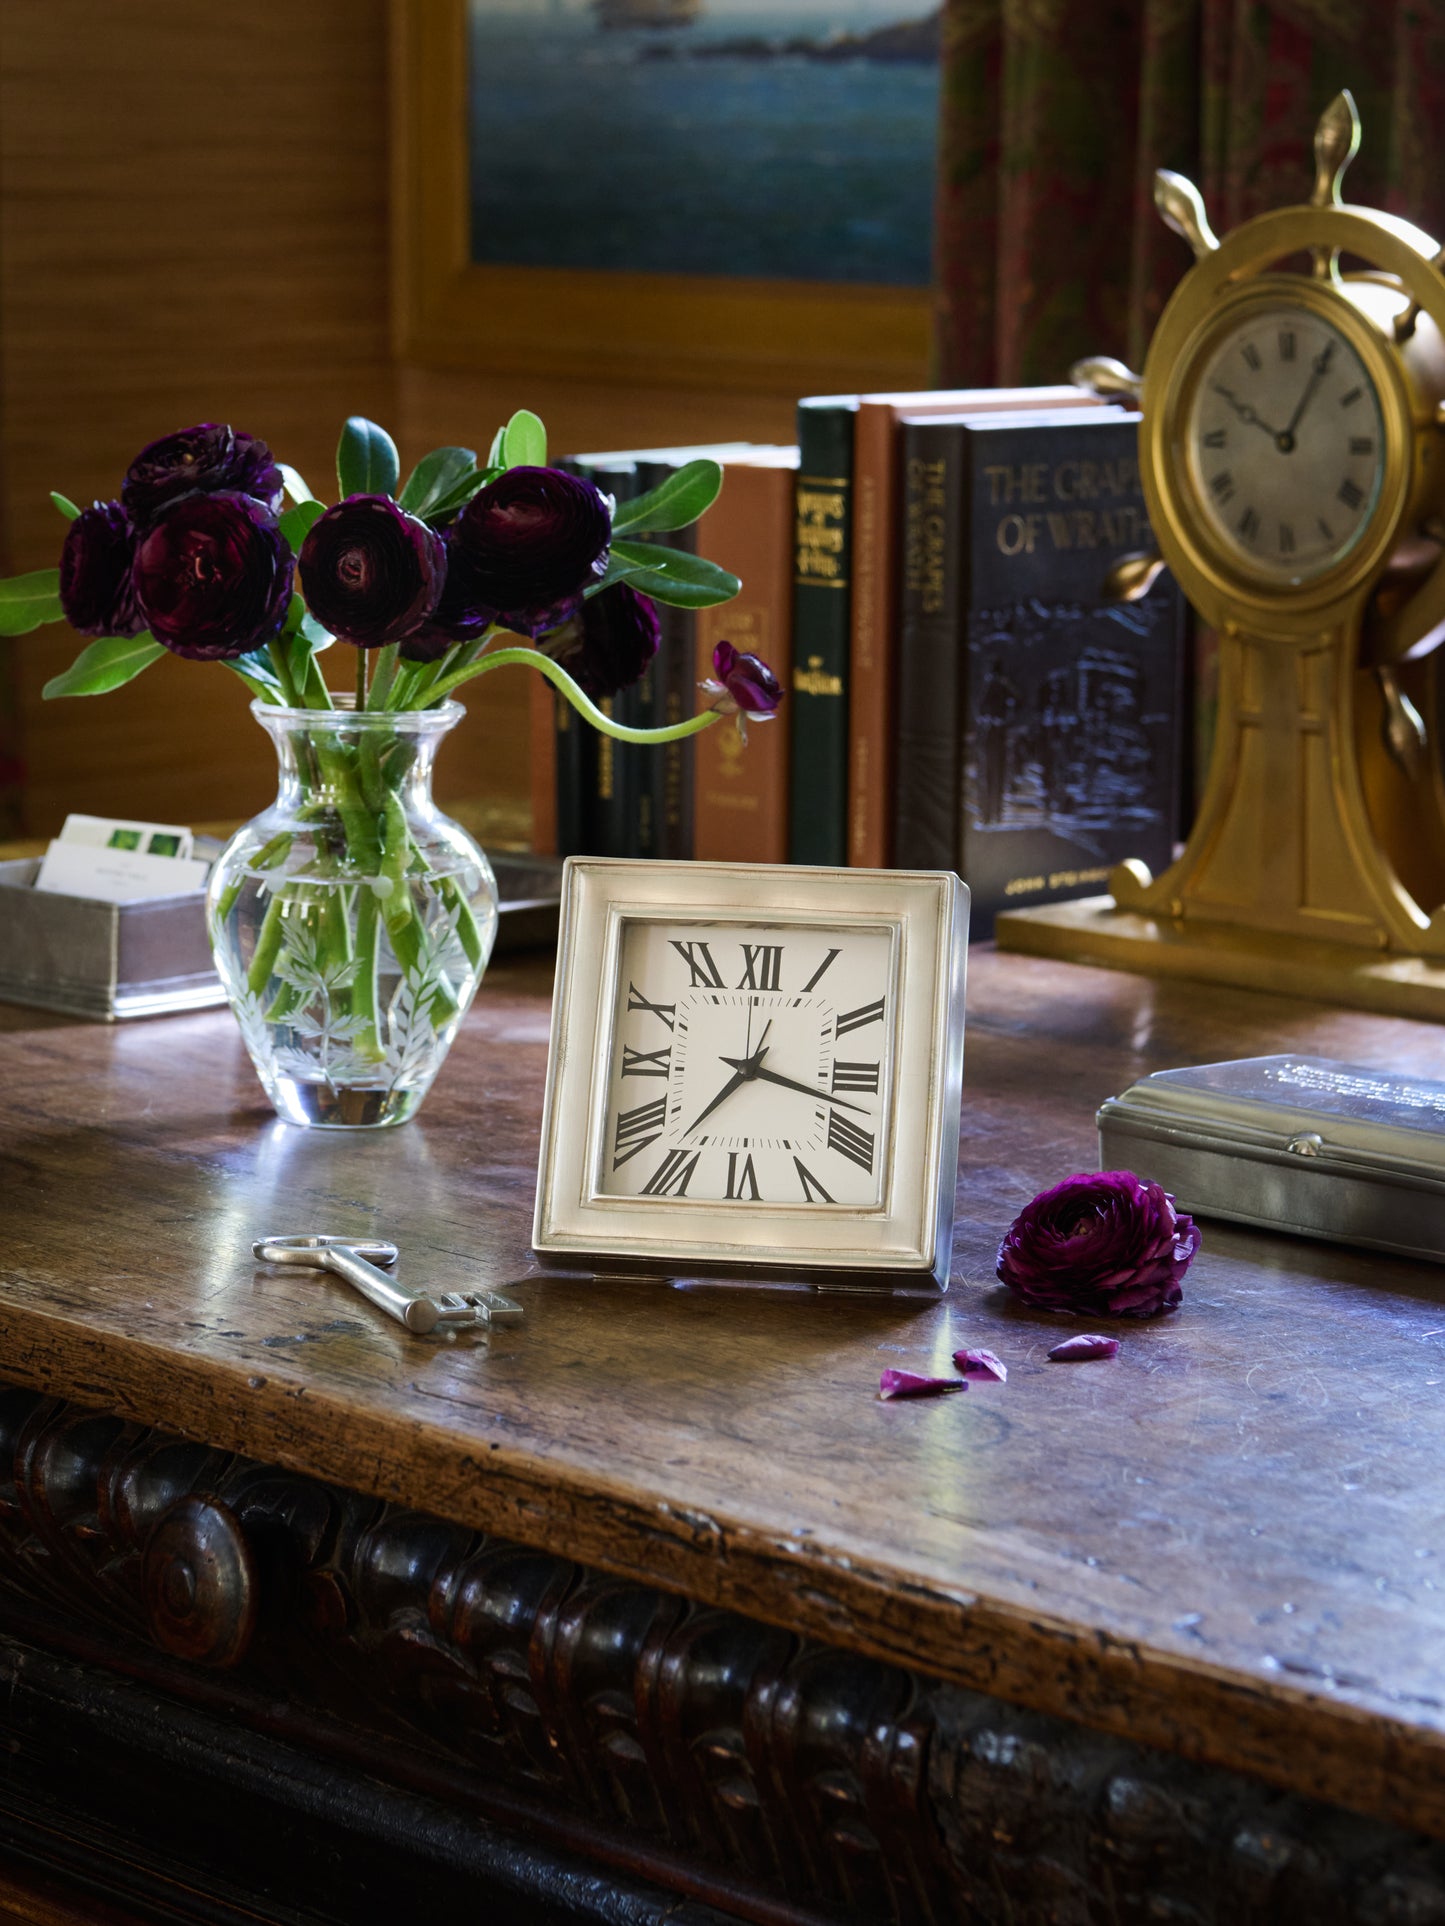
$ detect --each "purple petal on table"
[1047,1334,1120,1362]
[953,1348,1007,1382]
[878,1369,967,1401]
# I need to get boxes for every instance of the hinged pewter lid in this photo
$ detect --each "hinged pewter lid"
[1098,1056,1445,1186]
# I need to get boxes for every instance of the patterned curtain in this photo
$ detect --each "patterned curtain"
[933,0,1445,386]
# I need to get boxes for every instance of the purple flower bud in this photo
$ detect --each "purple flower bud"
[452,466,610,632]
[879,1370,967,1401]
[997,1171,1200,1320]
[399,531,500,662]
[697,640,784,743]
[122,423,284,524]
[298,495,445,650]
[542,583,660,699]
[1047,1334,1120,1362]
[58,501,145,638]
[132,491,293,661]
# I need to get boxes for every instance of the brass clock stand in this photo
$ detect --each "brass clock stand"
[996,94,1445,1021]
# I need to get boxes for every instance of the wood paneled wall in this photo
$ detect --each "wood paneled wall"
[0,4,397,837]
[0,6,846,845]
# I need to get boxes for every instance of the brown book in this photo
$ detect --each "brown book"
[848,386,1116,869]
[694,449,801,865]
[529,673,557,856]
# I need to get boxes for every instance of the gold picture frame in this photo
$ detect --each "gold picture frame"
[391,0,933,395]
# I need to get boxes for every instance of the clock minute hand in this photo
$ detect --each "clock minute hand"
[683,1068,748,1136]
[749,1064,869,1114]
[1281,341,1334,445]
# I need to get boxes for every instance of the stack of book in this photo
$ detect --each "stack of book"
[532,390,1186,938]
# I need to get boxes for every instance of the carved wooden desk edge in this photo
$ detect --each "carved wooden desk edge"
[2,1379,1444,1926]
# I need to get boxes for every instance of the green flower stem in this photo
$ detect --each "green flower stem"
[349,886,384,1059]
[267,639,304,710]
[367,643,400,711]
[355,649,368,711]
[437,874,485,969]
[301,651,332,710]
[416,646,725,745]
[246,886,289,997]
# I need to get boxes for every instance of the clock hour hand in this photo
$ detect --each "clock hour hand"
[1211,384,1283,439]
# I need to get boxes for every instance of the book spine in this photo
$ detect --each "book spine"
[656,524,697,861]
[788,398,857,866]
[555,690,598,858]
[568,460,638,858]
[694,461,796,865]
[529,672,558,855]
[848,402,895,869]
[636,460,693,861]
[892,420,966,872]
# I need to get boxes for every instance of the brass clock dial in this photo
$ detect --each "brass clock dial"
[1184,304,1385,584]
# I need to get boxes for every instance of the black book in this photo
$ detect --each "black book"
[558,459,639,858]
[788,396,857,865]
[952,409,1183,936]
[635,458,697,861]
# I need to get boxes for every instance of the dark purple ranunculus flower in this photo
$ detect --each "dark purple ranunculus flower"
[542,583,660,699]
[298,495,445,650]
[58,500,145,638]
[122,423,285,524]
[698,640,784,742]
[399,530,500,662]
[452,465,610,631]
[132,491,293,661]
[996,1170,1200,1319]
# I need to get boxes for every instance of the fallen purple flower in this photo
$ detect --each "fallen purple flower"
[953,1347,1007,1382]
[1047,1334,1119,1362]
[878,1369,967,1401]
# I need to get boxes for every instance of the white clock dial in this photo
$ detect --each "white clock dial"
[1184,305,1385,583]
[599,919,895,1208]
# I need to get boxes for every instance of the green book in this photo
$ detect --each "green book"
[788,395,858,866]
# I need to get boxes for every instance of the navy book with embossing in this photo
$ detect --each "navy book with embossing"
[897,407,1182,935]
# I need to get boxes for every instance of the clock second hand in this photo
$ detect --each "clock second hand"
[682,1018,773,1138]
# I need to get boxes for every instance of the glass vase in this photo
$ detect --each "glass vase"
[207,698,497,1128]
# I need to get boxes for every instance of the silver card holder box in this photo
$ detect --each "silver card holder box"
[1097,1055,1445,1264]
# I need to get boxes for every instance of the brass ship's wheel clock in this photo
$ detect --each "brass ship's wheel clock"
[998,93,1445,1014]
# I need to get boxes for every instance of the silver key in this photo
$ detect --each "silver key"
[251,1234,522,1336]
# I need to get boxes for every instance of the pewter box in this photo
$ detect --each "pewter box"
[1097,1055,1445,1264]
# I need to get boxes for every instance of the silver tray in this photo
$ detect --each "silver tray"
[0,850,563,1023]
[1097,1054,1445,1264]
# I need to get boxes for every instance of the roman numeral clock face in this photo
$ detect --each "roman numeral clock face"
[599,921,895,1209]
[1185,305,1384,584]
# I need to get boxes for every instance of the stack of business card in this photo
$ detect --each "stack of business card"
[33,814,211,904]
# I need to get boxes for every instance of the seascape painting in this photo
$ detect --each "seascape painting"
[467,0,940,285]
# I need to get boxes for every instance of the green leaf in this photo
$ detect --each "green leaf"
[222,647,284,701]
[486,425,507,467]
[0,567,63,635]
[397,445,477,516]
[501,409,547,470]
[51,492,81,523]
[279,463,316,505]
[42,632,165,699]
[300,610,332,649]
[419,465,498,526]
[611,459,722,537]
[599,540,741,610]
[336,417,400,500]
[280,499,326,552]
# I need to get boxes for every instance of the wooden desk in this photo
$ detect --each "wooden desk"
[3,951,1445,1923]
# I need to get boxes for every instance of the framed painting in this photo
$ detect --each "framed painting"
[392,0,936,393]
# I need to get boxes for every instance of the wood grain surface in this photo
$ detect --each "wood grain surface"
[5,950,1445,1841]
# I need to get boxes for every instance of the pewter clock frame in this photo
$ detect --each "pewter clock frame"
[533,859,968,1286]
